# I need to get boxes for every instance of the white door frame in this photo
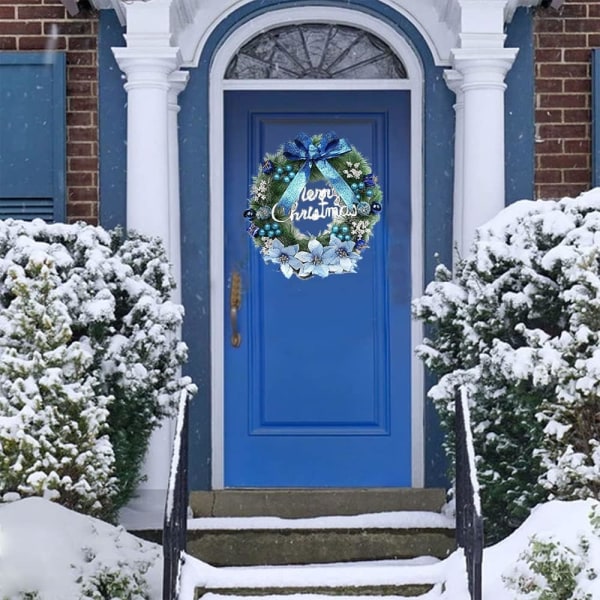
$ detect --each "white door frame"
[208,6,425,489]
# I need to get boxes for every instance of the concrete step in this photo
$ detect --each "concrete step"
[186,510,455,567]
[189,488,447,519]
[195,584,436,597]
[194,556,449,598]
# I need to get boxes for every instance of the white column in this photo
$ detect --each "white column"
[450,48,518,254]
[113,48,181,238]
[444,69,465,267]
[112,47,183,529]
[167,70,189,305]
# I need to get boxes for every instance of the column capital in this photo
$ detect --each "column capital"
[168,69,189,101]
[443,68,464,96]
[451,46,519,75]
[450,47,519,91]
[113,46,182,91]
[168,70,189,115]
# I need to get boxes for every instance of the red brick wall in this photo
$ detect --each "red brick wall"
[0,0,99,224]
[2,1,597,217]
[534,0,596,200]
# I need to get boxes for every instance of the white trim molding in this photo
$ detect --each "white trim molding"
[180,0,455,67]
[87,0,542,65]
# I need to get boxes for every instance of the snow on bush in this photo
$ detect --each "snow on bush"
[0,254,115,517]
[485,500,600,600]
[413,189,600,542]
[0,220,195,520]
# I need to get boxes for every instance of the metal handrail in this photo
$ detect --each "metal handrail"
[455,387,483,600]
[163,390,190,600]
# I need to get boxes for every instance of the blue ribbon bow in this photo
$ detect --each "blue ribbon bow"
[276,132,356,215]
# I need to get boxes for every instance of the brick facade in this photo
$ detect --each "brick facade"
[1,1,597,222]
[533,0,596,200]
[0,0,99,224]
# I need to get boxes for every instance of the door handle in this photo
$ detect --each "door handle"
[230,271,242,348]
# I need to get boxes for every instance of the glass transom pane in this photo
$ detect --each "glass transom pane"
[225,24,407,79]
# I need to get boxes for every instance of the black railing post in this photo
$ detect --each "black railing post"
[455,387,483,600]
[163,390,190,600]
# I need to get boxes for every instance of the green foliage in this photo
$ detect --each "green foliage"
[248,135,383,251]
[79,565,150,600]
[504,535,596,600]
[0,255,115,517]
[0,220,195,521]
[413,196,600,543]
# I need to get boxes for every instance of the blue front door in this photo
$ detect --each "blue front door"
[223,90,411,487]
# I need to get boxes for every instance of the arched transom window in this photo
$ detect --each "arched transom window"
[225,23,407,80]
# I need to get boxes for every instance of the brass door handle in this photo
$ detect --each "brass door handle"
[230,271,242,348]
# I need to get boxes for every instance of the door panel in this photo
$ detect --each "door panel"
[223,90,411,487]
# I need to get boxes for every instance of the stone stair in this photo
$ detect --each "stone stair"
[186,489,456,598]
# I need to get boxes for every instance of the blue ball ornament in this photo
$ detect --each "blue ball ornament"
[371,202,382,213]
[341,225,349,234]
[268,230,275,238]
[332,226,339,234]
[344,235,351,241]
[351,183,358,190]
[284,176,290,183]
[274,174,281,181]
[264,223,271,231]
[259,228,265,236]
[276,166,284,174]
[366,190,373,197]
[358,182,365,190]
[243,208,256,219]
[285,165,293,172]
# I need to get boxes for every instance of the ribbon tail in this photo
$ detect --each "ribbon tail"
[276,161,310,215]
[315,159,357,209]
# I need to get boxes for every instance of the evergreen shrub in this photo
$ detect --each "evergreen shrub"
[413,190,600,542]
[0,219,195,520]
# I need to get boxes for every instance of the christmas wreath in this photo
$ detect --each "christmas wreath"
[244,132,383,279]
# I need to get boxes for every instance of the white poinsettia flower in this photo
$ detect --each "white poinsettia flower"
[264,239,301,278]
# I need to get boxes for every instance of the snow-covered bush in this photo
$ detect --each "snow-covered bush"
[0,220,195,520]
[0,254,115,516]
[504,534,595,600]
[80,565,152,600]
[413,190,600,542]
[503,503,600,600]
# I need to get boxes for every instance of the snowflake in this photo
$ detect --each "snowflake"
[260,238,275,254]
[251,180,268,202]
[343,162,363,180]
[351,220,370,240]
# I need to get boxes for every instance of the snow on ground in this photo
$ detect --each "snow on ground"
[0,497,163,599]
[0,497,599,599]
